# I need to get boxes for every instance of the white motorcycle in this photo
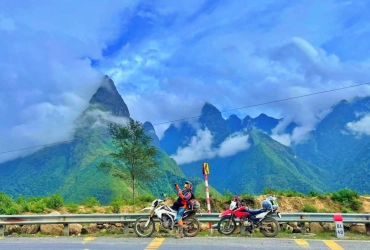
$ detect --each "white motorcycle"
[133,196,200,237]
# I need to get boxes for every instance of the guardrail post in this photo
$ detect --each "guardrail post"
[123,223,129,234]
[63,224,69,237]
[0,225,4,237]
[366,223,370,235]
[240,224,245,234]
[300,222,306,235]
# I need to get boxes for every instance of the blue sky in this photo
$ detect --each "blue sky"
[1,0,370,163]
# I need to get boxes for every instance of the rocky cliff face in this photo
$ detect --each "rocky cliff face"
[89,76,130,117]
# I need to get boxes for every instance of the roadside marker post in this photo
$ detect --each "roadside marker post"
[334,213,344,238]
[202,162,212,234]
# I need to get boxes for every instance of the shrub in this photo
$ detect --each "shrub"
[239,194,256,208]
[221,190,234,202]
[30,202,47,213]
[46,194,64,209]
[331,188,359,203]
[308,191,319,197]
[137,195,156,203]
[110,197,124,213]
[331,188,362,211]
[302,204,318,213]
[5,205,22,215]
[0,192,14,214]
[263,188,277,196]
[16,196,30,212]
[66,203,79,213]
[263,189,306,197]
[350,199,362,211]
[341,207,351,213]
[81,197,100,207]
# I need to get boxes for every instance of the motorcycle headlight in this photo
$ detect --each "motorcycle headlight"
[152,200,158,207]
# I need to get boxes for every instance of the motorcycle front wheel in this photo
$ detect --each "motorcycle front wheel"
[217,216,236,235]
[259,217,280,237]
[134,215,155,237]
[183,217,200,237]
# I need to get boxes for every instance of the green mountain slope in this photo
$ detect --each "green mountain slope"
[0,77,188,204]
[293,97,370,186]
[336,141,370,192]
[179,130,326,195]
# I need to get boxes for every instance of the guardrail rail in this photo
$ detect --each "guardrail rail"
[1,212,370,237]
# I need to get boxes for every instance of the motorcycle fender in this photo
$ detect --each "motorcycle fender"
[141,207,154,211]
[255,211,268,219]
[219,210,233,218]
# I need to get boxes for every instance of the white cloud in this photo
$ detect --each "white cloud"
[171,129,216,165]
[271,134,291,147]
[0,1,139,163]
[172,130,251,164]
[347,114,370,136]
[99,1,370,144]
[3,0,370,164]
[82,109,130,128]
[218,134,250,157]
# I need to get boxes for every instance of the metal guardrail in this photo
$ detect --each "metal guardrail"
[1,212,370,237]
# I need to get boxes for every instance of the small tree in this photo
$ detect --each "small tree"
[100,120,158,203]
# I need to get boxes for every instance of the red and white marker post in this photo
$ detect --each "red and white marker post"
[334,213,344,238]
[202,163,212,233]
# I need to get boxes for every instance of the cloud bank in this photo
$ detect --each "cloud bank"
[0,0,138,163]
[2,0,370,163]
[347,114,370,136]
[172,129,250,164]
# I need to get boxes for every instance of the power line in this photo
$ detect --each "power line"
[153,82,370,125]
[1,81,369,155]
[0,139,77,154]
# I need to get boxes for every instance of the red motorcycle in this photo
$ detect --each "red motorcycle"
[217,196,281,237]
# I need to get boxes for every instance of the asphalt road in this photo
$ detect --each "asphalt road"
[1,236,370,250]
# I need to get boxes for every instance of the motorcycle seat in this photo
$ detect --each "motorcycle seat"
[246,208,265,215]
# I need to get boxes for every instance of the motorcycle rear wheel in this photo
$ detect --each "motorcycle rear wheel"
[183,217,200,237]
[134,216,155,237]
[217,216,236,235]
[259,217,280,237]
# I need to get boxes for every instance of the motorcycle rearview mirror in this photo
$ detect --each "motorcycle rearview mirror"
[161,193,167,200]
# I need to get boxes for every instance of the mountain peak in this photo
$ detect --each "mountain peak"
[252,113,279,134]
[226,114,242,133]
[143,121,160,148]
[89,76,130,117]
[201,102,220,116]
[199,102,232,145]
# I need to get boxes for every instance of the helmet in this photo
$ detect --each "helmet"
[262,196,278,210]
[184,181,193,190]
[267,196,277,205]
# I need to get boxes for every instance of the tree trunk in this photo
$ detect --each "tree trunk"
[132,177,135,204]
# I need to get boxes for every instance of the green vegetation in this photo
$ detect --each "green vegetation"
[263,188,307,198]
[99,120,159,203]
[81,197,101,207]
[1,193,65,214]
[45,194,64,209]
[0,188,367,215]
[331,188,362,212]
[302,204,318,213]
[110,197,124,213]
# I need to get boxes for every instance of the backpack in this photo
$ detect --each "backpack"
[187,199,200,210]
